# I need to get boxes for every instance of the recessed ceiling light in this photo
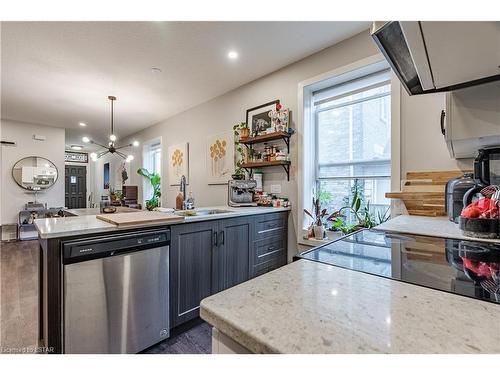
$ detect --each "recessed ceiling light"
[71,145,83,151]
[227,51,238,60]
[82,136,90,143]
[151,67,162,74]
[79,122,86,127]
[132,140,140,147]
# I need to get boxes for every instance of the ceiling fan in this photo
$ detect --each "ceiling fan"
[82,96,139,162]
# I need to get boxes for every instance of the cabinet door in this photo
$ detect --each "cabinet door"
[214,217,254,293]
[170,221,218,328]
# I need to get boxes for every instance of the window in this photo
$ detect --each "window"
[313,69,391,220]
[142,138,161,205]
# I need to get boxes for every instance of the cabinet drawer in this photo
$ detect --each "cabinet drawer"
[253,236,285,266]
[251,254,287,278]
[255,213,287,239]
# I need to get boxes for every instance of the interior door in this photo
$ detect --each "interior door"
[65,165,87,208]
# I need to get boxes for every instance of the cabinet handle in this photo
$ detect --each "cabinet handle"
[213,232,218,246]
[440,110,446,136]
[219,231,225,245]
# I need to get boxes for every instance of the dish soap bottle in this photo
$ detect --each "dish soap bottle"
[175,192,184,210]
[185,192,195,209]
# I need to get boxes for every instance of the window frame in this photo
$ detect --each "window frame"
[141,137,162,207]
[313,77,392,210]
[297,54,401,244]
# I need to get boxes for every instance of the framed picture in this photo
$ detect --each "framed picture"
[168,142,189,185]
[206,131,234,185]
[246,100,280,136]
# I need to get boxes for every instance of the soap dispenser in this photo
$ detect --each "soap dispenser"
[185,191,195,210]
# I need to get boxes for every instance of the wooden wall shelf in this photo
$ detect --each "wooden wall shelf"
[240,160,291,181]
[239,131,291,150]
[238,131,293,181]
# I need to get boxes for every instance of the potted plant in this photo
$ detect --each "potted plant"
[304,196,329,240]
[233,121,250,140]
[137,168,161,210]
[327,186,390,234]
[232,128,247,180]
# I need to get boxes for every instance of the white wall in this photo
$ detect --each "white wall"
[100,30,473,256]
[1,120,65,224]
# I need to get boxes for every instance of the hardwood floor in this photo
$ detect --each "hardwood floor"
[0,239,38,353]
[0,239,211,354]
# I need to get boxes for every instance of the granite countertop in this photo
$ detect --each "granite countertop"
[200,259,500,354]
[35,205,290,239]
[375,214,500,243]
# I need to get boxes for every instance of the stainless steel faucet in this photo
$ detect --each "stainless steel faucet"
[180,175,187,209]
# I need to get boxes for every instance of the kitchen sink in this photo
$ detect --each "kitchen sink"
[175,209,233,217]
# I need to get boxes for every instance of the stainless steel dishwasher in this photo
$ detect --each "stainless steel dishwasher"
[62,228,170,354]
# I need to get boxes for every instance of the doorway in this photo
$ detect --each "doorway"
[65,165,87,208]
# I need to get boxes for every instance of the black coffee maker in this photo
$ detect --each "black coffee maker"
[463,147,500,206]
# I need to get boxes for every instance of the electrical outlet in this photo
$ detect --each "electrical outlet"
[270,184,281,194]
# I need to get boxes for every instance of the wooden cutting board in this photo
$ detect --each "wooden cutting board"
[385,170,472,217]
[96,211,184,226]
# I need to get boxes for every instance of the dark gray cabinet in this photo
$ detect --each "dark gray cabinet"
[214,217,254,293]
[251,212,288,278]
[170,221,218,327]
[170,212,288,328]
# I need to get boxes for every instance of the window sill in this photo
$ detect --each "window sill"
[297,230,343,248]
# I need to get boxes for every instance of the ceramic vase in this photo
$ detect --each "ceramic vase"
[313,224,325,240]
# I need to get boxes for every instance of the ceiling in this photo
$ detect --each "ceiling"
[1,21,369,150]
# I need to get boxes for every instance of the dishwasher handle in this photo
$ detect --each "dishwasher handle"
[62,229,170,264]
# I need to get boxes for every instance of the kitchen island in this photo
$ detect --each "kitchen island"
[200,259,500,354]
[34,206,290,353]
[201,214,500,354]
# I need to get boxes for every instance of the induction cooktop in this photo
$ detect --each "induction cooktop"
[296,229,500,304]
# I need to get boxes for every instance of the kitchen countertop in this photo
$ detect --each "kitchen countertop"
[64,206,140,216]
[35,206,291,239]
[200,259,500,354]
[375,214,500,243]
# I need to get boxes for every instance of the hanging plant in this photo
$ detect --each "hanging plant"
[233,121,249,141]
[233,122,248,178]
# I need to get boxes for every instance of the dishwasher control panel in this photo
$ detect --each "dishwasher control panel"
[62,229,170,263]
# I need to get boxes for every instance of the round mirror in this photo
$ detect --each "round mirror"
[12,156,58,191]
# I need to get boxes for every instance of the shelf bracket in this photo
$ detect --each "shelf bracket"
[281,164,290,181]
[282,136,290,154]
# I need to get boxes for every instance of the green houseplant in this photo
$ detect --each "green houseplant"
[137,168,161,210]
[327,187,390,234]
[233,121,249,141]
[232,122,248,179]
[304,196,329,239]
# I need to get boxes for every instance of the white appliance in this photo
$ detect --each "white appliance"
[371,21,500,95]
[443,80,500,159]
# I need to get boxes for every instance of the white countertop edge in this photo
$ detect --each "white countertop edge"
[200,260,500,354]
[35,206,291,239]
